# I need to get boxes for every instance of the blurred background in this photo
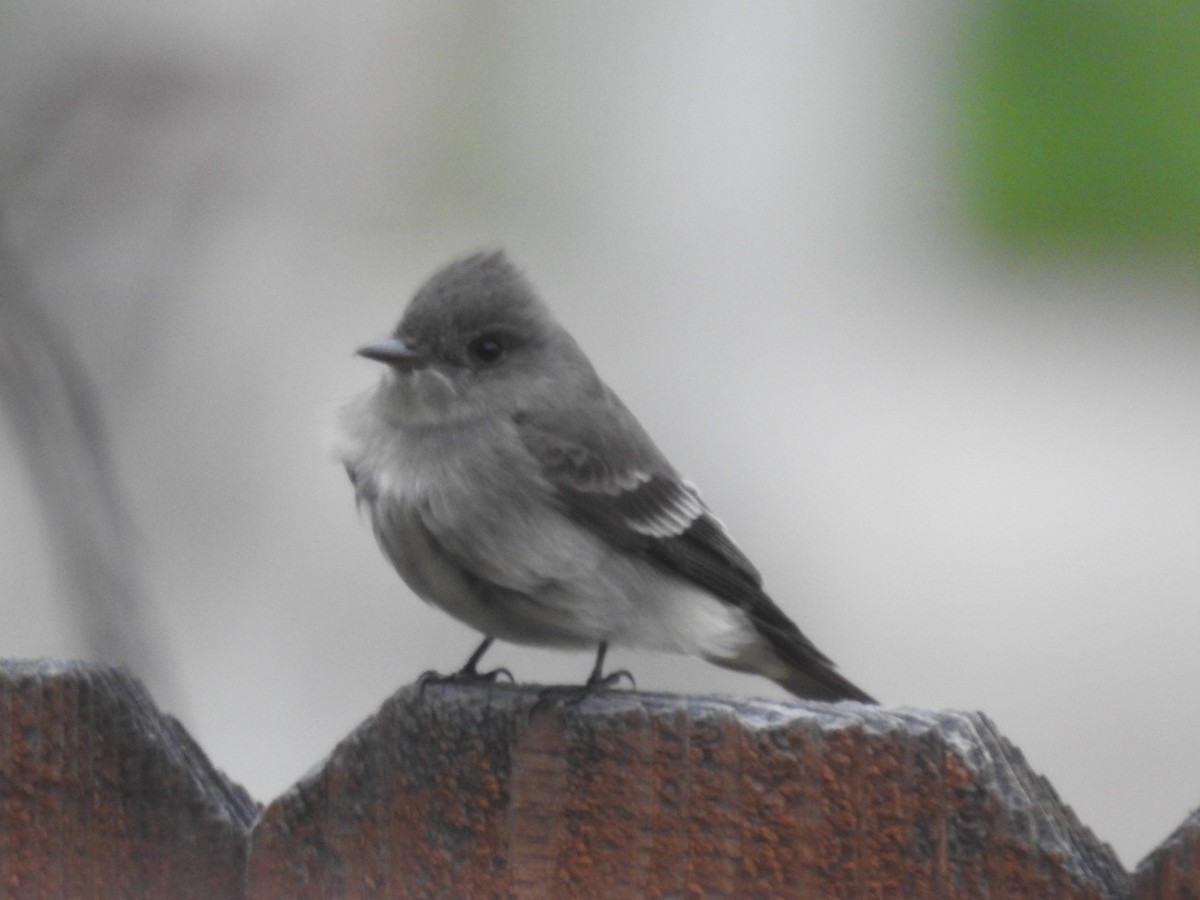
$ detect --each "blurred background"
[3,0,1199,867]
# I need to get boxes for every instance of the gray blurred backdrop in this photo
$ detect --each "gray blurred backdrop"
[3,1,1199,868]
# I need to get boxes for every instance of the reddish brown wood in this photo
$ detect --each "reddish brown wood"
[244,683,1130,899]
[0,659,257,899]
[4,659,1171,898]
[1135,807,1200,900]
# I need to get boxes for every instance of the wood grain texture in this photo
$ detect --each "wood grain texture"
[16,659,1200,898]
[0,659,257,899]
[1136,806,1200,900]
[244,683,1131,899]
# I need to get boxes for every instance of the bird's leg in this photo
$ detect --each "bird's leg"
[585,642,635,689]
[534,642,635,711]
[459,636,498,676]
[418,636,514,690]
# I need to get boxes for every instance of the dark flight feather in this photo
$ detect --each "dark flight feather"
[515,392,874,703]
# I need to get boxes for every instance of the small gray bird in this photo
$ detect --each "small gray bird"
[338,251,873,703]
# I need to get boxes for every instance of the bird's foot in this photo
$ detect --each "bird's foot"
[532,668,636,712]
[417,637,511,694]
[417,665,514,694]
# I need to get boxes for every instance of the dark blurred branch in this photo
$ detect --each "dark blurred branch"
[0,50,249,708]
[0,225,174,699]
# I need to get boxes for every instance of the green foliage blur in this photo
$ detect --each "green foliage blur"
[961,2,1200,249]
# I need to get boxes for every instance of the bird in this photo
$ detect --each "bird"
[337,250,873,703]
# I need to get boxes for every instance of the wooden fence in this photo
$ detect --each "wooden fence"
[0,658,1194,898]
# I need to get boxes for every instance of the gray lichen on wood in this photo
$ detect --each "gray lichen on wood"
[247,683,1130,898]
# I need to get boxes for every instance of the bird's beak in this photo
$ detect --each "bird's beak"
[356,337,427,372]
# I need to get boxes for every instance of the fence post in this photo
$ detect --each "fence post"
[1135,808,1200,900]
[7,657,1200,898]
[245,683,1129,898]
[0,659,257,898]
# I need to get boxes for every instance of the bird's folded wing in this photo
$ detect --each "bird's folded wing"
[515,393,833,666]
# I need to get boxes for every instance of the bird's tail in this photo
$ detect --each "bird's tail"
[733,614,876,703]
[709,640,875,704]
[772,664,875,704]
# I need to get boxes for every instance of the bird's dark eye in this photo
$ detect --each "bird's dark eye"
[468,333,505,365]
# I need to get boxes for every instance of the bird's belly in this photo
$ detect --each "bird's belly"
[607,568,760,661]
[370,503,496,631]
[370,486,629,648]
[358,425,756,655]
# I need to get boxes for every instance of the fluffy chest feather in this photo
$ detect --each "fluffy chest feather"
[341,393,608,592]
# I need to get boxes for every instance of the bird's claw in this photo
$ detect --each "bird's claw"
[531,668,636,714]
[417,666,514,695]
[587,668,635,693]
